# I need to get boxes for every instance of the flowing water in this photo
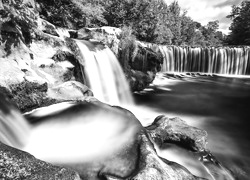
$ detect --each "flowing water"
[75,40,133,106]
[144,44,250,75]
[133,73,250,180]
[130,44,250,179]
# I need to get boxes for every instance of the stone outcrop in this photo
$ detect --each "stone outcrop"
[127,45,163,91]
[146,115,208,152]
[145,115,235,180]
[0,142,80,180]
[132,133,205,180]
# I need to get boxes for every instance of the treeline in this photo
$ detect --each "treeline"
[3,0,248,46]
[226,1,250,45]
[36,0,225,46]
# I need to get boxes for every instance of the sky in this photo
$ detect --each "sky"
[166,0,244,34]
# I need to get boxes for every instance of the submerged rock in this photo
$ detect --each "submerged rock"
[146,115,208,152]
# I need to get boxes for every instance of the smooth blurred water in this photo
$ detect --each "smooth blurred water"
[143,44,250,75]
[75,40,133,106]
[133,73,250,179]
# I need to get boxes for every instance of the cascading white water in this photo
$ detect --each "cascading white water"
[75,40,133,106]
[149,45,250,75]
[0,95,31,149]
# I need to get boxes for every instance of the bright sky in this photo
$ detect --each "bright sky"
[165,0,244,35]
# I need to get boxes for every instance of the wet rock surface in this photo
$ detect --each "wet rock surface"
[0,142,80,180]
[146,115,208,152]
[132,133,205,180]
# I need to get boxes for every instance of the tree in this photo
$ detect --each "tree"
[226,1,250,45]
[191,30,206,46]
[148,0,173,44]
[104,0,159,42]
[0,0,38,51]
[179,12,196,45]
[36,0,106,29]
[199,20,222,46]
[167,1,182,45]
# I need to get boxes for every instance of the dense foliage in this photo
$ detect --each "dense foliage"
[36,0,106,28]
[1,0,229,46]
[0,0,38,54]
[226,1,250,45]
[101,0,224,46]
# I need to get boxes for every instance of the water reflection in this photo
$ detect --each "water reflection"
[133,73,250,180]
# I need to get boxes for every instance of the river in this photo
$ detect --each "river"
[132,72,250,180]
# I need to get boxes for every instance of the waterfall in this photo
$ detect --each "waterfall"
[0,94,30,149]
[155,46,250,75]
[75,40,133,105]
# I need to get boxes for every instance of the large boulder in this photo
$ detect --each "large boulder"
[0,142,80,180]
[146,115,208,152]
[127,45,163,91]
[132,133,205,180]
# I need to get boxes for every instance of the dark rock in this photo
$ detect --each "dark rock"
[146,115,208,152]
[131,46,163,73]
[118,39,163,91]
[68,30,78,39]
[0,142,80,180]
[8,81,57,113]
[129,70,155,91]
